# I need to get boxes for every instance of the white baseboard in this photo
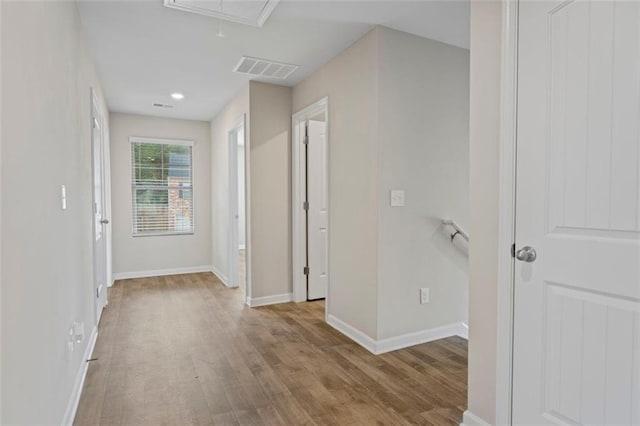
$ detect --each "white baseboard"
[376,322,469,354]
[327,315,377,354]
[62,326,98,426]
[461,410,491,426]
[459,322,469,339]
[327,315,468,355]
[113,265,212,281]
[210,264,232,287]
[247,293,292,307]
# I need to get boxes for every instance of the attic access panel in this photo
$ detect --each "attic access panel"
[163,0,280,27]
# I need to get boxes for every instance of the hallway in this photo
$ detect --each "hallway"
[74,273,467,425]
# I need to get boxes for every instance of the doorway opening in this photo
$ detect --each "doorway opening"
[292,98,329,306]
[228,115,250,297]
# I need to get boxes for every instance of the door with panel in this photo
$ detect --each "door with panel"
[91,92,108,324]
[513,1,640,424]
[306,113,328,300]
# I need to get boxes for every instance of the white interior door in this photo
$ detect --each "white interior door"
[306,116,328,300]
[513,1,640,424]
[91,94,108,324]
[228,126,239,288]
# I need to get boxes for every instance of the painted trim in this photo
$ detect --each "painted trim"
[227,115,247,291]
[243,113,253,307]
[113,265,213,281]
[246,293,292,308]
[376,322,469,354]
[163,0,280,28]
[495,0,519,424]
[327,315,466,355]
[129,136,194,147]
[326,315,378,354]
[90,87,109,326]
[291,97,330,306]
[129,136,197,238]
[461,410,492,426]
[291,114,306,303]
[210,264,231,287]
[62,326,98,426]
[458,322,469,339]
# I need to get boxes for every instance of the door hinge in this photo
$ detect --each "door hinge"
[511,243,516,258]
[303,266,309,276]
[303,124,309,144]
[303,201,309,211]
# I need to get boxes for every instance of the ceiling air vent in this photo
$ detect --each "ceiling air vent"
[153,103,174,109]
[233,56,299,80]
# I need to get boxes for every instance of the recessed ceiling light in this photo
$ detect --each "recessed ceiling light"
[171,93,184,100]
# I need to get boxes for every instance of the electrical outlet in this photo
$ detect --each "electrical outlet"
[72,321,85,344]
[420,288,430,304]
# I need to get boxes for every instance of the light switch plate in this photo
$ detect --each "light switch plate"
[61,185,67,210]
[420,288,430,304]
[390,190,405,207]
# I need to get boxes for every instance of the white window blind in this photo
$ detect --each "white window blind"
[130,137,194,236]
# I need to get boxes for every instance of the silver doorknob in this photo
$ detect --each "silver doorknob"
[100,219,110,224]
[515,246,537,262]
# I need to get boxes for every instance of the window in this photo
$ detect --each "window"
[130,137,194,236]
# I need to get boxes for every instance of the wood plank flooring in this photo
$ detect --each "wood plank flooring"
[74,273,467,425]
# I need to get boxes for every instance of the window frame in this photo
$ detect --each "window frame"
[129,136,195,237]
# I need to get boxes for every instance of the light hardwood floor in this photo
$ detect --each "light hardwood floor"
[74,273,467,425]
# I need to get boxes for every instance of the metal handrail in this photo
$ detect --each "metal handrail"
[442,219,469,243]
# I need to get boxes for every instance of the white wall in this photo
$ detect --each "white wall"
[248,81,292,299]
[110,113,211,276]
[376,27,469,339]
[292,26,469,342]
[292,29,380,338]
[1,1,109,422]
[467,1,502,424]
[210,82,291,300]
[210,85,249,284]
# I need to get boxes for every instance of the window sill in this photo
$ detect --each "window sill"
[132,231,195,238]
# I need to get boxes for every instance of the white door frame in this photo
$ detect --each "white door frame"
[494,0,519,424]
[292,97,329,309]
[227,115,251,297]
[90,87,108,325]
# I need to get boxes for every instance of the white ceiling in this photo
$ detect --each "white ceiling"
[77,0,469,121]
